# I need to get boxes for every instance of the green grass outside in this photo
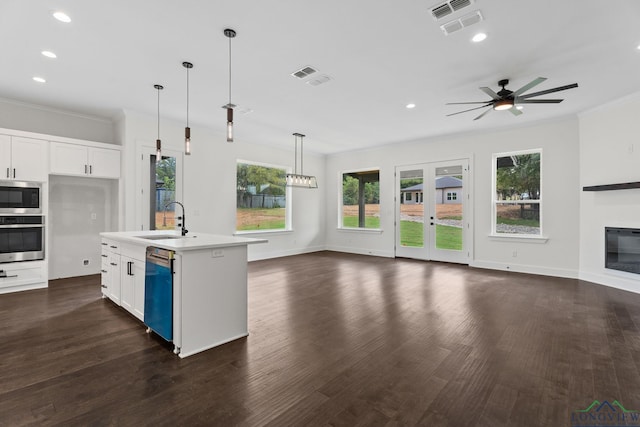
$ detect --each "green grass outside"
[399,220,462,250]
[342,216,380,228]
[237,208,285,231]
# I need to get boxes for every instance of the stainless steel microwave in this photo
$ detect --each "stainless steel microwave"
[0,181,43,214]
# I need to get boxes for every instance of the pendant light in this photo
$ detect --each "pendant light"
[183,61,193,155]
[154,84,164,162]
[223,28,236,143]
[285,133,318,188]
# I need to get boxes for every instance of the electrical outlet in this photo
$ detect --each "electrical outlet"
[212,249,224,258]
[91,213,97,220]
[83,259,89,266]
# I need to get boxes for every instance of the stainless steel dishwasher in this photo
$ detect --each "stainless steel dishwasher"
[144,246,174,342]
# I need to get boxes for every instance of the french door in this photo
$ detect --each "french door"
[395,159,470,264]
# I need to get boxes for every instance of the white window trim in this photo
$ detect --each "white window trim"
[491,149,543,238]
[337,167,381,231]
[236,159,292,233]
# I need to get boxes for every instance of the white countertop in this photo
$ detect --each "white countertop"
[100,230,267,252]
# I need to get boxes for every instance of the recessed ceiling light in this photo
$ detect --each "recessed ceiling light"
[406,103,416,109]
[33,76,46,83]
[41,50,57,59]
[472,33,487,42]
[637,44,640,50]
[52,11,71,23]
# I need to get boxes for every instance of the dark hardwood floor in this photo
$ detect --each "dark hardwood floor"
[2,251,640,426]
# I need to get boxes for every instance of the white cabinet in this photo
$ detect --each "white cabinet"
[100,239,121,304]
[50,141,120,179]
[0,135,48,181]
[102,239,146,321]
[0,260,47,294]
[121,255,146,321]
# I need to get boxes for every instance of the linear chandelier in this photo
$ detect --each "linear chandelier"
[286,133,318,188]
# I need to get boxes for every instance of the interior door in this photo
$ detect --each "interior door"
[396,159,470,264]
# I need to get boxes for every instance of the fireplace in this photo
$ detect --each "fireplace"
[605,227,640,274]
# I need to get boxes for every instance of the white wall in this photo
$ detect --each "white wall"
[325,118,581,277]
[0,98,116,144]
[120,110,325,261]
[48,175,118,279]
[579,94,640,292]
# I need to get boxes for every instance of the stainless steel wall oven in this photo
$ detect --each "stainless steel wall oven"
[0,216,45,263]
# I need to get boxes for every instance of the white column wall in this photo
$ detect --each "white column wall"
[579,94,640,293]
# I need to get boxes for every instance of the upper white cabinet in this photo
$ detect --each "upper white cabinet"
[50,141,120,179]
[0,135,48,182]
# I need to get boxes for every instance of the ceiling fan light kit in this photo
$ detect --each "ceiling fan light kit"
[446,77,578,120]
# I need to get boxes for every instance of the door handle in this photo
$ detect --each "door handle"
[89,165,92,174]
[127,261,133,276]
[5,168,9,178]
[12,168,16,178]
[85,164,88,174]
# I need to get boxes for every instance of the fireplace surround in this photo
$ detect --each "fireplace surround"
[605,227,640,274]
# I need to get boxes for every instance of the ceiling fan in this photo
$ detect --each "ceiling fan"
[446,77,578,120]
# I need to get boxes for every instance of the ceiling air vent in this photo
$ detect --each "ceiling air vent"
[306,75,332,87]
[430,0,474,20]
[440,10,483,35]
[291,66,318,79]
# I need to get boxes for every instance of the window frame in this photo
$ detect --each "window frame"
[491,148,543,238]
[235,159,292,234]
[338,167,381,231]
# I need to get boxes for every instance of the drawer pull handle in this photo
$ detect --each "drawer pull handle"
[101,269,107,273]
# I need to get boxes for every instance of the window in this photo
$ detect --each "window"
[236,161,288,232]
[447,192,457,201]
[150,155,177,230]
[341,169,380,229]
[493,150,541,236]
[406,192,412,201]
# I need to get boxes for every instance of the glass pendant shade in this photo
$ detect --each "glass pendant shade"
[184,127,191,155]
[227,107,234,142]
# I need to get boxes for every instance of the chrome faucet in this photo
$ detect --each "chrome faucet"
[163,201,188,236]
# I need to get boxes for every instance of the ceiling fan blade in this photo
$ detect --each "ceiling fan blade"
[446,101,495,105]
[473,107,493,121]
[446,103,493,117]
[518,83,578,99]
[516,99,564,104]
[479,87,501,100]
[511,77,547,97]
[509,107,523,116]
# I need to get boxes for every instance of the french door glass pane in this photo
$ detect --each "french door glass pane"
[399,170,423,247]
[434,165,463,251]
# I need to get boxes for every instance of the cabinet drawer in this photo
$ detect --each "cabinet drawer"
[0,262,46,292]
[120,242,145,261]
[101,239,120,254]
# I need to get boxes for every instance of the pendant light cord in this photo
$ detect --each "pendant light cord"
[228,35,232,105]
[186,67,190,126]
[157,87,160,139]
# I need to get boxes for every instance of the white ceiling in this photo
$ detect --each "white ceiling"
[2,1,640,154]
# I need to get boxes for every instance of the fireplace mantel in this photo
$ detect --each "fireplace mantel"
[582,181,640,191]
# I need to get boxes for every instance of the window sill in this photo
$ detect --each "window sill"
[234,229,292,236]
[488,234,548,243]
[337,227,383,234]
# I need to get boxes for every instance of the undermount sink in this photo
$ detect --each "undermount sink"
[135,235,184,240]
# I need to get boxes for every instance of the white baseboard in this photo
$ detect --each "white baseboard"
[579,271,640,295]
[325,245,394,258]
[470,260,579,279]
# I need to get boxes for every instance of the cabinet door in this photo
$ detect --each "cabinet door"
[89,147,120,179]
[120,257,134,312]
[0,135,10,179]
[50,141,88,176]
[11,137,48,181]
[132,260,146,321]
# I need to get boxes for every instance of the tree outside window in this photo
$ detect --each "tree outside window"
[341,170,380,229]
[493,150,541,235]
[236,161,288,231]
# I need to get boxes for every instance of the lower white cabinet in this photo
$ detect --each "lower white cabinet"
[101,238,146,320]
[120,255,145,321]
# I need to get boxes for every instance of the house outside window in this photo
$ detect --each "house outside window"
[341,169,380,229]
[492,149,542,236]
[236,161,289,232]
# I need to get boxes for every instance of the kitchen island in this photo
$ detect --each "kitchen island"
[100,230,266,358]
